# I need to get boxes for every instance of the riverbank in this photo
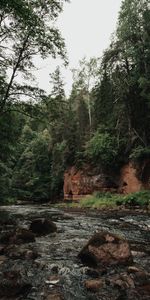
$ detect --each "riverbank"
[56,190,150,212]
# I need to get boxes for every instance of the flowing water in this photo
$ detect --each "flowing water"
[0,204,150,300]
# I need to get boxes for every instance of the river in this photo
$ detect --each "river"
[0,205,150,300]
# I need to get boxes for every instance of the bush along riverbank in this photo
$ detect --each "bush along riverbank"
[59,190,150,211]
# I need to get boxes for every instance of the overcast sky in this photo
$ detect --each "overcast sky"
[34,0,122,96]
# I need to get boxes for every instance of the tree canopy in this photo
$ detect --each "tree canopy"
[0,0,150,203]
[0,0,68,112]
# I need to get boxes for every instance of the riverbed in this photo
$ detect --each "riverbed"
[0,205,150,300]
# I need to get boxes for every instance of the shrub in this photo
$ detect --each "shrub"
[85,131,118,168]
[130,146,150,162]
[122,190,150,207]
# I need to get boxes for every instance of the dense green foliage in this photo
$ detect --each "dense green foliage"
[85,131,119,168]
[0,0,150,203]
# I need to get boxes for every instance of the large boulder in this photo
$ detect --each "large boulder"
[15,228,35,243]
[29,218,57,235]
[0,229,35,244]
[0,270,32,297]
[78,231,132,267]
[5,244,38,260]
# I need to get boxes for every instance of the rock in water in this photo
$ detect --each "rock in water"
[46,294,63,300]
[84,279,105,291]
[15,228,35,243]
[29,218,57,235]
[0,270,32,297]
[0,229,35,244]
[78,231,132,267]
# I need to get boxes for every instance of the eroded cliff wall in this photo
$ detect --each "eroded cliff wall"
[64,161,150,200]
[64,165,118,200]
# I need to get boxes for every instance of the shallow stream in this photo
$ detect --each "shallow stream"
[0,205,150,300]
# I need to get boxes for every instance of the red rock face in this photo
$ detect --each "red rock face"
[64,162,150,200]
[64,166,118,200]
[119,163,142,194]
[119,162,150,194]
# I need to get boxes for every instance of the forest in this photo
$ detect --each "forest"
[0,0,150,203]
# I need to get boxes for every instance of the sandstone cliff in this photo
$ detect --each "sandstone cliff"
[64,161,150,200]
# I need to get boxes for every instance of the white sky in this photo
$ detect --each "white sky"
[34,0,122,96]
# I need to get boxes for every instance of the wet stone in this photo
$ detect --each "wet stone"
[25,249,38,260]
[0,245,5,254]
[0,255,7,261]
[46,293,63,300]
[5,245,38,260]
[0,255,7,264]
[29,218,57,236]
[0,228,35,245]
[132,270,150,286]
[137,284,150,297]
[84,267,100,278]
[15,228,35,243]
[108,272,135,289]
[84,279,105,291]
[0,231,15,244]
[127,266,144,273]
[78,231,133,267]
[0,270,32,297]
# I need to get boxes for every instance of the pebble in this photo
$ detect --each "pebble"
[46,294,62,300]
[84,279,105,291]
[0,255,7,262]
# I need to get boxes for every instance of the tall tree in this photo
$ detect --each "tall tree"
[99,0,150,150]
[72,57,100,133]
[0,0,68,113]
[121,1,150,144]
